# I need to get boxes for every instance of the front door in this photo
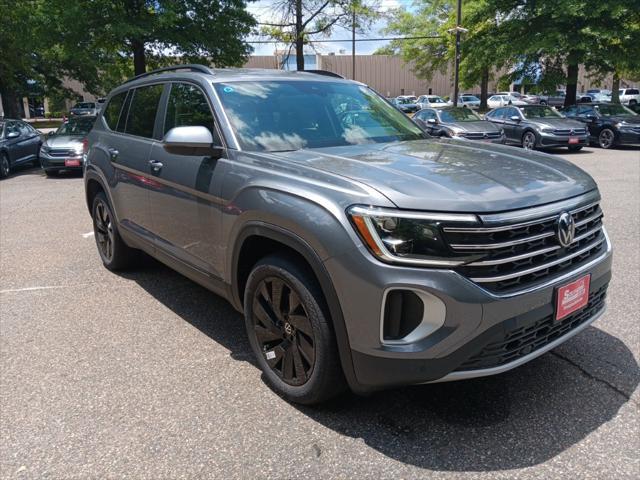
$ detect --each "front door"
[147,82,226,277]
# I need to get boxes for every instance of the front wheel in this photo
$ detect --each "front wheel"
[598,128,615,149]
[91,192,137,270]
[244,254,346,404]
[522,131,537,150]
[0,155,10,179]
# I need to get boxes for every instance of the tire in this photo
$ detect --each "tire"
[44,169,57,177]
[0,154,10,179]
[540,100,547,106]
[629,99,637,106]
[598,128,615,149]
[568,145,583,152]
[243,254,346,405]
[91,192,137,270]
[521,131,537,150]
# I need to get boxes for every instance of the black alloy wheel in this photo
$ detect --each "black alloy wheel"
[252,276,316,386]
[94,199,115,263]
[598,128,615,149]
[0,155,10,179]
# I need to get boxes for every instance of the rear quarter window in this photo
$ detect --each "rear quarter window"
[103,92,127,130]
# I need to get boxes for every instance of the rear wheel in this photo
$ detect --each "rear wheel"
[629,99,637,106]
[568,145,583,152]
[0,155,10,179]
[522,131,537,150]
[244,254,346,404]
[598,128,615,149]
[91,192,137,270]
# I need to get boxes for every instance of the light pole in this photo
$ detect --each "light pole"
[448,0,467,107]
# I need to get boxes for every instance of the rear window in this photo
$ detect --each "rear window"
[103,92,127,130]
[123,84,164,138]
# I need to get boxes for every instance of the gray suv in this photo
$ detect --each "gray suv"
[84,65,612,404]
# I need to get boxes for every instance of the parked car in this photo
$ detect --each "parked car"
[457,94,481,109]
[0,119,42,179]
[578,92,611,103]
[85,65,612,404]
[413,106,504,143]
[538,90,566,106]
[485,104,588,151]
[39,116,96,176]
[416,95,450,108]
[70,102,98,116]
[618,88,639,106]
[390,96,420,114]
[487,94,528,108]
[586,89,611,96]
[562,102,640,149]
[497,91,533,103]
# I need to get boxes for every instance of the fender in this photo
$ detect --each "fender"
[230,221,367,394]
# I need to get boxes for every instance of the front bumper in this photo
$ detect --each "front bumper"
[617,130,640,146]
[40,152,84,170]
[538,132,589,148]
[324,229,612,391]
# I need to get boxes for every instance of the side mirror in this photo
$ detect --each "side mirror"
[163,126,223,157]
[427,118,437,124]
[510,115,521,122]
[6,131,20,139]
[47,131,55,137]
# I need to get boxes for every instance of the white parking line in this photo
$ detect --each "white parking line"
[81,231,94,238]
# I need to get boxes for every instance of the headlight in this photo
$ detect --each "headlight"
[73,145,84,154]
[450,130,466,137]
[347,206,480,266]
[541,128,554,133]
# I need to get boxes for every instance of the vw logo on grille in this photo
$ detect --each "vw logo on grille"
[556,211,576,247]
[483,133,488,138]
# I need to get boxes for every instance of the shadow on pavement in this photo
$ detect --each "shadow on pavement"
[121,257,639,472]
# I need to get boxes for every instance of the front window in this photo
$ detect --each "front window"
[74,102,95,109]
[461,95,479,102]
[214,81,425,152]
[55,118,95,136]
[428,96,446,104]
[438,108,481,122]
[521,106,563,119]
[595,104,637,117]
[395,97,414,105]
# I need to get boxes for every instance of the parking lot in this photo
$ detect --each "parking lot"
[1,146,638,479]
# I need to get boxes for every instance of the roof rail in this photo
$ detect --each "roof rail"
[123,64,215,84]
[304,70,345,79]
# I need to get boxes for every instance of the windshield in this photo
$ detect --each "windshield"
[461,95,479,102]
[596,104,637,116]
[74,102,95,109]
[439,108,480,122]
[428,97,446,104]
[214,81,425,152]
[55,118,95,136]
[522,106,563,119]
[395,98,414,104]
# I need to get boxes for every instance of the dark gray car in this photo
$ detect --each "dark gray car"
[84,65,612,404]
[413,106,505,143]
[70,102,97,116]
[485,105,589,151]
[0,119,42,179]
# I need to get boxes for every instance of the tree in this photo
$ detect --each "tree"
[260,0,378,71]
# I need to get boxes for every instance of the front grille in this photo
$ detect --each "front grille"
[456,283,608,371]
[465,131,502,140]
[443,202,606,294]
[48,148,77,157]
[552,128,587,136]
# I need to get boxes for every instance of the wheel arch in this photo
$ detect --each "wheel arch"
[230,222,363,393]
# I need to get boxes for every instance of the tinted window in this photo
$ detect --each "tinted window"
[595,104,637,117]
[124,84,164,138]
[56,117,95,136]
[164,83,218,142]
[103,92,127,130]
[627,89,639,95]
[439,108,480,122]
[5,122,20,136]
[563,105,578,116]
[577,105,595,116]
[521,106,562,119]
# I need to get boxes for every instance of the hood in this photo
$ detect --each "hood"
[525,117,585,129]
[608,115,640,125]
[270,139,596,212]
[45,135,84,149]
[445,120,500,133]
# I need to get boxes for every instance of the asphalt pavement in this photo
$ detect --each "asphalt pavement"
[1,145,639,479]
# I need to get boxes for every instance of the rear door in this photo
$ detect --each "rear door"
[147,81,226,276]
[19,122,41,162]
[105,84,164,242]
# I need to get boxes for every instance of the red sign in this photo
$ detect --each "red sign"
[556,274,590,320]
[65,159,81,167]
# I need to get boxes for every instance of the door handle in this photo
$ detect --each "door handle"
[149,159,163,172]
[108,148,119,161]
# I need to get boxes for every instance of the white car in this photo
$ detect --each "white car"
[497,91,533,103]
[458,94,481,109]
[619,88,639,106]
[487,94,528,108]
[417,95,451,108]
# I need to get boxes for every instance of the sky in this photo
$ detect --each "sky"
[245,0,412,56]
